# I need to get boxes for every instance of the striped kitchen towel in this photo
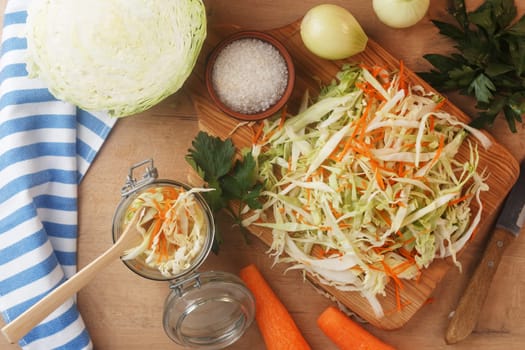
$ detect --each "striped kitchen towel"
[0,0,117,349]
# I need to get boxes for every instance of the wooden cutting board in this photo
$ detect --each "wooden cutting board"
[186,20,520,330]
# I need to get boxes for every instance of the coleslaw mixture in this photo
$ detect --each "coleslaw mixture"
[244,63,491,316]
[121,186,212,278]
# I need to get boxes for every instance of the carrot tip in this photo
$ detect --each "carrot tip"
[318,306,396,350]
[239,264,311,350]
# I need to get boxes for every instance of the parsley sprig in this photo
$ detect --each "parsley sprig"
[419,0,525,132]
[185,131,263,250]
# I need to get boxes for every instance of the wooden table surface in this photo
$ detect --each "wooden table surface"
[1,1,525,349]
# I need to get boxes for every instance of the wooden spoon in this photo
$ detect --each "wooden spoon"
[1,209,144,344]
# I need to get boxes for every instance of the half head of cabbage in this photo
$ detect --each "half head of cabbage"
[26,0,207,117]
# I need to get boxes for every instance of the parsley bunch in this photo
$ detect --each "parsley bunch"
[419,0,525,132]
[185,131,263,250]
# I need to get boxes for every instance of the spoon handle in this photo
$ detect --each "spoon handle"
[2,239,125,344]
[1,211,141,344]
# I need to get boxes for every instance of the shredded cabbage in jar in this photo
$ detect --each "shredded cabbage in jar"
[121,186,211,278]
[245,63,491,317]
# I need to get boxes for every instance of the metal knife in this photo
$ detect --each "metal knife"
[445,160,525,344]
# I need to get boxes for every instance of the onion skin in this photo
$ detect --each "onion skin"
[300,4,368,60]
[373,0,430,29]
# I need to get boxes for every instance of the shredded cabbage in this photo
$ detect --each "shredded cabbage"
[247,64,491,317]
[121,186,212,278]
[26,0,206,117]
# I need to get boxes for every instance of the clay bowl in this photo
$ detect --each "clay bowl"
[205,31,295,121]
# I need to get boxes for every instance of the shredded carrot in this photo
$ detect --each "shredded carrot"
[337,103,372,161]
[448,194,472,206]
[392,259,415,275]
[151,198,163,214]
[468,225,480,242]
[384,298,412,316]
[358,66,389,101]
[398,60,407,94]
[252,122,264,144]
[328,202,341,218]
[381,260,403,291]
[371,65,383,77]
[279,105,288,129]
[428,115,435,132]
[414,269,423,283]
[398,247,415,261]
[380,259,407,312]
[375,166,386,191]
[164,186,180,200]
[317,306,396,350]
[338,222,352,229]
[359,62,372,71]
[429,134,445,168]
[156,233,168,263]
[239,264,311,350]
[261,128,276,143]
[306,187,311,202]
[394,282,402,311]
[433,98,446,111]
[376,209,392,226]
[368,128,385,144]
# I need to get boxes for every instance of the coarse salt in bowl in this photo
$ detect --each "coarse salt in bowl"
[206,31,295,121]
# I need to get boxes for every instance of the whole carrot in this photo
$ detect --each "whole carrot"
[239,264,311,350]
[317,306,396,350]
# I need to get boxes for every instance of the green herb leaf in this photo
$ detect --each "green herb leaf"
[507,35,525,75]
[507,15,525,36]
[186,131,235,182]
[494,0,518,29]
[417,71,446,88]
[451,0,469,29]
[230,151,258,191]
[185,131,263,246]
[431,20,465,40]
[420,0,525,132]
[242,182,264,210]
[470,95,507,128]
[448,65,477,87]
[202,178,227,212]
[468,1,497,34]
[457,30,490,65]
[509,91,525,113]
[503,105,519,132]
[485,62,515,77]
[468,73,496,103]
[221,152,262,209]
[423,53,463,72]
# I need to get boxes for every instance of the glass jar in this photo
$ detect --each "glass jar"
[112,159,255,349]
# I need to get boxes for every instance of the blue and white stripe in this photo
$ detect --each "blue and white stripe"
[0,1,117,348]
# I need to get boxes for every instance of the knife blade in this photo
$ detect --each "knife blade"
[445,160,525,344]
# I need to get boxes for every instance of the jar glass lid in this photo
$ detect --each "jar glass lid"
[163,271,255,349]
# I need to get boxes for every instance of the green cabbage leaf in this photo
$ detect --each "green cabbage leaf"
[26,0,206,117]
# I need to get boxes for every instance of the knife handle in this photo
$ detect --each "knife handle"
[445,227,514,344]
